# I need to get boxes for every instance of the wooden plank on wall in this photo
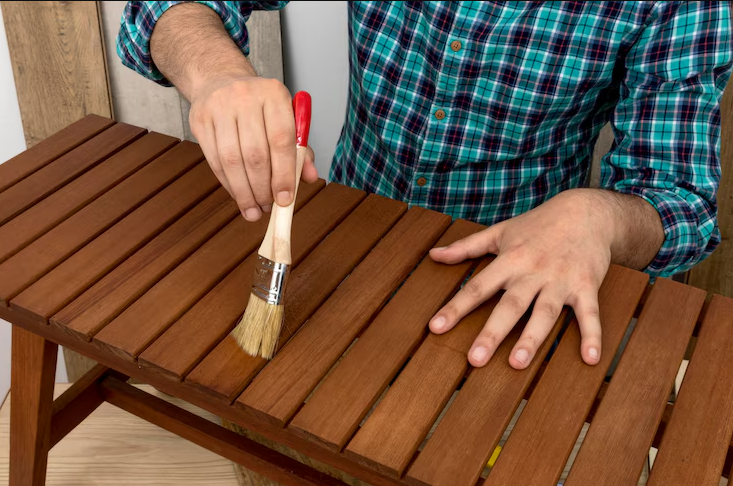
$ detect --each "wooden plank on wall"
[688,86,733,297]
[0,1,112,148]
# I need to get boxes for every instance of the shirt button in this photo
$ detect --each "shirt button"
[434,109,446,120]
[416,177,428,187]
[450,40,462,52]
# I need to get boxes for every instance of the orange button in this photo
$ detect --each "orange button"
[416,177,428,187]
[450,40,462,52]
[434,109,446,120]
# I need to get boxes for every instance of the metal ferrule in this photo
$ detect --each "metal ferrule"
[251,256,289,305]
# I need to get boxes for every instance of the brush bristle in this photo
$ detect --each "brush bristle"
[231,293,284,359]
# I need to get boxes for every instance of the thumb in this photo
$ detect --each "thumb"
[430,224,502,264]
[301,145,319,183]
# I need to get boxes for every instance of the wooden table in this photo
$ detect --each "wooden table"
[2,115,733,486]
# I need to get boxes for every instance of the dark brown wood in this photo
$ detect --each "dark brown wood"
[49,364,128,447]
[0,132,177,265]
[9,326,58,486]
[236,207,452,427]
[138,184,369,381]
[52,188,237,339]
[12,162,219,321]
[99,376,349,486]
[182,194,406,401]
[0,114,114,192]
[2,304,405,486]
[90,180,325,359]
[0,141,204,305]
[289,219,485,451]
[476,265,649,486]
[564,278,706,486]
[0,123,145,225]
[647,295,733,486]
[344,258,495,477]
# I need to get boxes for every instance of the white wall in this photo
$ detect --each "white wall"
[280,1,349,179]
[0,4,68,404]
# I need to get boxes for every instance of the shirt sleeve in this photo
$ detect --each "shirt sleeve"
[601,1,733,278]
[116,1,289,86]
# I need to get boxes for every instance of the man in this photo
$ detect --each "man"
[118,2,731,371]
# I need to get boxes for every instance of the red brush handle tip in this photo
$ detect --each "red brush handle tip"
[293,91,312,148]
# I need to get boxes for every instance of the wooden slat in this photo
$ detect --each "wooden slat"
[1,2,112,147]
[236,207,452,427]
[0,123,145,225]
[91,180,325,359]
[183,194,408,401]
[458,266,649,486]
[0,141,203,305]
[11,162,219,322]
[0,132,178,265]
[289,219,484,451]
[563,278,706,486]
[138,184,373,381]
[51,188,237,340]
[99,377,349,486]
[343,258,496,477]
[647,295,733,486]
[0,115,114,192]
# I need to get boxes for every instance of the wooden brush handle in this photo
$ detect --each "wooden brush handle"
[258,91,312,264]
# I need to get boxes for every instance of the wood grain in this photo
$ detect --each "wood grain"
[564,278,707,486]
[12,162,219,322]
[647,295,733,486]
[9,326,57,486]
[183,194,407,401]
[0,2,112,148]
[52,188,237,340]
[0,123,145,226]
[0,141,203,305]
[0,115,114,192]
[0,132,177,265]
[343,257,495,478]
[91,180,325,359]
[688,85,733,297]
[138,184,369,381]
[236,207,452,427]
[475,266,649,486]
[289,219,485,451]
[100,377,348,486]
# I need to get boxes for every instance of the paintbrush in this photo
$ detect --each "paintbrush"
[231,90,312,359]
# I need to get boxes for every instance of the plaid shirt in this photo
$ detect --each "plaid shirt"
[117,1,732,278]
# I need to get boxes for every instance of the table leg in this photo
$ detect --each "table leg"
[10,326,58,486]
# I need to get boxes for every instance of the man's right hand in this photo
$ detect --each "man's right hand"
[150,2,317,222]
[188,73,318,221]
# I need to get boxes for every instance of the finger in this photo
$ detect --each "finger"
[509,287,566,370]
[238,110,274,211]
[571,288,603,365]
[263,91,297,207]
[429,259,507,334]
[429,224,502,265]
[301,145,319,183]
[468,283,540,367]
[215,116,260,221]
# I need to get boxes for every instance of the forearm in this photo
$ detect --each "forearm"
[563,188,664,271]
[150,2,256,101]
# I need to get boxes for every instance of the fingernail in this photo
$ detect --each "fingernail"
[588,347,599,360]
[433,246,448,251]
[262,204,272,212]
[514,348,529,365]
[432,316,445,331]
[471,346,488,363]
[276,191,292,206]
[244,208,260,221]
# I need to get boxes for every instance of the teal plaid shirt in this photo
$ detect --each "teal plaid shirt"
[117,1,732,277]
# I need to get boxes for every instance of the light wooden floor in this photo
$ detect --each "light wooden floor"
[0,384,728,486]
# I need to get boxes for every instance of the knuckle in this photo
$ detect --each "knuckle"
[269,130,295,150]
[219,149,242,169]
[245,148,270,170]
[462,280,484,301]
[479,331,499,350]
[536,301,561,319]
[501,293,525,312]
